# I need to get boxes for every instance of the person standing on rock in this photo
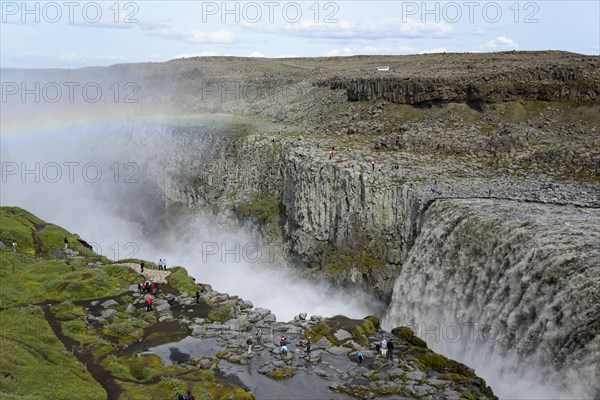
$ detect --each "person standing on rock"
[146,296,153,312]
[158,259,162,271]
[387,340,394,360]
[375,341,381,358]
[380,338,388,359]
[247,336,254,354]
[63,236,68,250]
[306,337,312,357]
[163,258,167,270]
[140,260,144,273]
[195,290,200,304]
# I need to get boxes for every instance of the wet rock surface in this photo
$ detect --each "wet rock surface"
[122,282,498,399]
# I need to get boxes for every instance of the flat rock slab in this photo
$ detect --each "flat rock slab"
[333,329,353,341]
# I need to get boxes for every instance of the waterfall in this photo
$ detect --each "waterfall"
[384,198,599,399]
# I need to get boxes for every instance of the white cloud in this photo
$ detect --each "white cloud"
[483,36,519,50]
[248,51,265,58]
[142,23,235,44]
[241,18,453,40]
[174,51,219,58]
[326,45,447,57]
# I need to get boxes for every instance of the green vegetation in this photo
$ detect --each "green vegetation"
[0,306,106,399]
[208,304,235,323]
[268,367,295,380]
[235,193,281,223]
[323,248,385,278]
[393,326,427,348]
[0,207,103,258]
[305,315,378,347]
[0,207,255,400]
[166,267,201,296]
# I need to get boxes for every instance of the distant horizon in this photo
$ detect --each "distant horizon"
[2,49,598,71]
[1,1,598,69]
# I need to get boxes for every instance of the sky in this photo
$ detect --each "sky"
[0,0,599,68]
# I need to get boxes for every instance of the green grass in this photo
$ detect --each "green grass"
[208,305,235,323]
[0,252,140,306]
[0,306,106,399]
[166,267,201,296]
[0,207,103,258]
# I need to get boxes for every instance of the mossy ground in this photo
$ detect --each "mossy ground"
[0,207,255,400]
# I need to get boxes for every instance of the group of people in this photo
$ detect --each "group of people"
[158,258,168,270]
[374,337,394,360]
[138,281,159,295]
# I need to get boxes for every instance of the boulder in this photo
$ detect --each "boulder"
[101,309,117,319]
[101,299,118,308]
[333,329,352,341]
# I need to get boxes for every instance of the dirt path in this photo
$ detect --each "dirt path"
[116,262,171,283]
[41,304,122,400]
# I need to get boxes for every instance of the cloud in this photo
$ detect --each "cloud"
[141,23,235,44]
[241,18,453,40]
[248,51,265,58]
[174,51,219,58]
[483,36,519,50]
[325,45,447,57]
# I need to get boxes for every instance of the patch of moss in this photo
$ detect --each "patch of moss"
[392,326,428,348]
[208,304,235,323]
[166,267,199,296]
[269,367,295,380]
[235,193,281,223]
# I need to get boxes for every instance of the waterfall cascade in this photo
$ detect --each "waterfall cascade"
[384,198,599,399]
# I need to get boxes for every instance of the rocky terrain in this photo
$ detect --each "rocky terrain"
[2,51,599,398]
[0,207,496,399]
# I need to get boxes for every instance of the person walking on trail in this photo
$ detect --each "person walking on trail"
[146,296,153,312]
[387,340,395,360]
[356,351,364,366]
[306,337,312,357]
[380,338,388,358]
[246,336,254,354]
[140,261,144,273]
[195,290,200,304]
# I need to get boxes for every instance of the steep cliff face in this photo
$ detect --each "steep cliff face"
[326,73,599,106]
[383,199,600,398]
[120,120,598,305]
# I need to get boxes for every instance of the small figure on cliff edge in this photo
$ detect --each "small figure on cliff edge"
[306,336,312,357]
[63,236,68,250]
[140,260,144,273]
[195,290,200,304]
[158,258,163,271]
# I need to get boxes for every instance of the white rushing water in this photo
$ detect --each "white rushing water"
[383,198,600,399]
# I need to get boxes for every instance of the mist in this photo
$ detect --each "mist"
[0,122,382,322]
